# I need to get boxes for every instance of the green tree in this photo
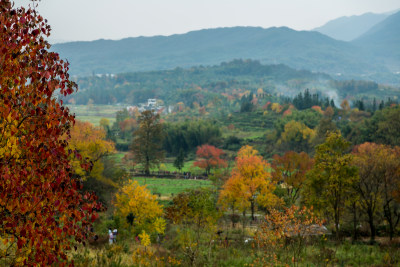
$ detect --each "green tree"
[314,106,337,145]
[278,120,315,152]
[166,188,220,266]
[304,131,358,239]
[173,149,185,171]
[352,142,390,242]
[131,110,165,175]
[271,151,314,206]
[371,105,400,146]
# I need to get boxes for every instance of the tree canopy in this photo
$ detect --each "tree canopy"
[131,110,165,175]
[0,2,98,265]
[304,132,358,239]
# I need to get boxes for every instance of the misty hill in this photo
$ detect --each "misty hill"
[353,11,400,71]
[313,12,389,41]
[66,60,332,105]
[52,26,385,77]
[66,59,400,109]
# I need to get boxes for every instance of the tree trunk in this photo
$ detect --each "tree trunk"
[232,207,236,228]
[389,219,394,241]
[352,202,358,243]
[368,211,376,243]
[242,210,246,239]
[384,203,394,240]
[250,200,255,221]
[335,210,340,240]
[145,155,150,175]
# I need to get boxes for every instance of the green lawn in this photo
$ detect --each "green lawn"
[132,177,212,197]
[75,115,116,126]
[156,160,200,173]
[110,152,127,163]
[67,104,121,126]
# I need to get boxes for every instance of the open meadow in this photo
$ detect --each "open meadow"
[67,104,121,126]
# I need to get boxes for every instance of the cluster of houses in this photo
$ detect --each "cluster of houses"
[126,98,173,114]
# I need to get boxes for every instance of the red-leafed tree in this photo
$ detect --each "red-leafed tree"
[0,1,99,265]
[193,144,227,175]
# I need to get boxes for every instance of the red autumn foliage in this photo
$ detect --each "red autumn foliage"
[0,1,99,265]
[193,144,227,175]
[262,101,271,110]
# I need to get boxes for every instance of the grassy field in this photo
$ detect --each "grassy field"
[157,160,200,173]
[132,177,212,198]
[110,153,203,173]
[67,104,122,126]
[110,152,127,162]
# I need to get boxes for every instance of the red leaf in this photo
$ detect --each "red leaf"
[17,238,24,249]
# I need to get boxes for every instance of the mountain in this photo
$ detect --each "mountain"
[353,11,400,71]
[313,12,389,41]
[52,26,385,77]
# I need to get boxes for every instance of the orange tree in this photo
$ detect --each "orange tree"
[193,144,227,175]
[0,1,98,265]
[219,145,280,221]
[255,205,323,266]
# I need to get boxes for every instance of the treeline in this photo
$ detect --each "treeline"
[64,60,400,113]
[105,87,400,159]
[163,120,221,155]
[105,109,222,156]
[292,88,335,110]
[330,79,378,94]
[65,60,334,107]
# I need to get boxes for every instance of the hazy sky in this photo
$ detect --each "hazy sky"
[14,0,400,42]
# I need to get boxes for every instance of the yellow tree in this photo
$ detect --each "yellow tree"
[68,120,115,182]
[115,180,164,235]
[220,146,280,221]
[278,120,315,152]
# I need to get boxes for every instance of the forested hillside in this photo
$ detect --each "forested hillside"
[65,60,400,107]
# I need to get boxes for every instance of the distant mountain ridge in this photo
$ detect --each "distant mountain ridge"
[353,11,400,72]
[52,9,400,81]
[313,12,389,41]
[52,26,385,77]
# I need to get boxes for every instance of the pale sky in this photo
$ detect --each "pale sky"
[13,0,400,43]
